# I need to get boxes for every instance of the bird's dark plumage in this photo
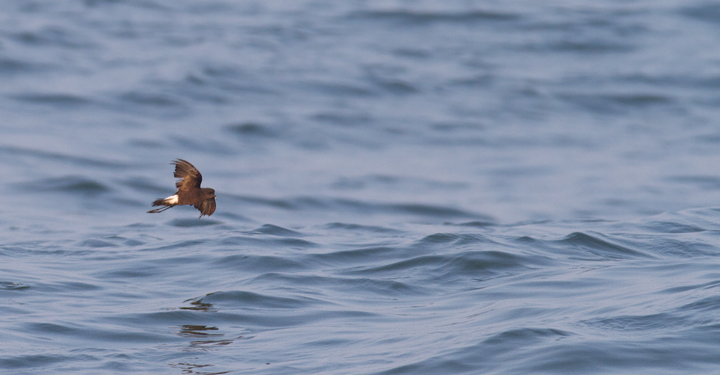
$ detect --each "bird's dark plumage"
[147,159,216,217]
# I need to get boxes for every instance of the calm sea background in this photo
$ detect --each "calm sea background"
[3,1,720,374]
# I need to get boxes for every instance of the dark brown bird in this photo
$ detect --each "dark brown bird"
[147,159,217,217]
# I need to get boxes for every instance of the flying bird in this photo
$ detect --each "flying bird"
[147,159,216,217]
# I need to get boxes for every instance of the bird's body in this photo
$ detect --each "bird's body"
[147,159,216,217]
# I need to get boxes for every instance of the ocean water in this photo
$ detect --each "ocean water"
[3,0,720,374]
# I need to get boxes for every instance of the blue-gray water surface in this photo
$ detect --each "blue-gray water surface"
[3,1,720,374]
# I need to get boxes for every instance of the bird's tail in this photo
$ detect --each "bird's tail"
[147,195,177,214]
[152,198,167,206]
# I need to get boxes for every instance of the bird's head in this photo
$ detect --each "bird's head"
[202,188,216,200]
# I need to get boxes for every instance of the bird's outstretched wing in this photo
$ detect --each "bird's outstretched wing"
[173,159,202,189]
[194,199,216,217]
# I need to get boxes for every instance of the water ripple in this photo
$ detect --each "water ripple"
[555,232,653,260]
[16,176,110,195]
[348,9,522,24]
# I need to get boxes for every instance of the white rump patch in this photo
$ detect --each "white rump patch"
[165,195,179,205]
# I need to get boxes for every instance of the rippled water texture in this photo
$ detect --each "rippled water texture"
[3,1,720,374]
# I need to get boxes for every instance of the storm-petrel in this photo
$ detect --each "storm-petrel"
[147,159,217,217]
